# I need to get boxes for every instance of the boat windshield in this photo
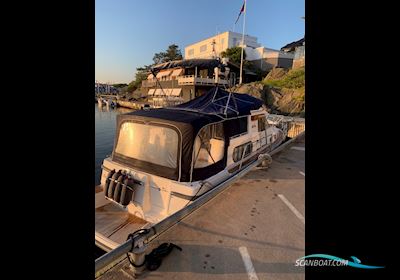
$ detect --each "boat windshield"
[115,122,178,168]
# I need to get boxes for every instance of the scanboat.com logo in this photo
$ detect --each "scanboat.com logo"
[295,254,384,269]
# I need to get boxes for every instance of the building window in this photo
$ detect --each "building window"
[199,69,208,78]
[200,45,207,52]
[188,49,194,56]
[232,38,237,46]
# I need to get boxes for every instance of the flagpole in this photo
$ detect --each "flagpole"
[239,0,247,84]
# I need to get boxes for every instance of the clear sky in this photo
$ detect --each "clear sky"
[95,0,305,84]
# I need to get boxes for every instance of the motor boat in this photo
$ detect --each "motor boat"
[95,86,285,251]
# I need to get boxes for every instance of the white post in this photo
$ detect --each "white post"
[239,0,247,85]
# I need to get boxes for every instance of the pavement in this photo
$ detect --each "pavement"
[98,138,305,280]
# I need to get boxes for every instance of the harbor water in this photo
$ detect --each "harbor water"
[95,104,134,185]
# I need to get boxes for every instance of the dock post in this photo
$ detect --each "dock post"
[127,245,148,276]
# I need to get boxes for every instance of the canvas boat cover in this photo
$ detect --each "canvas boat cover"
[112,87,264,182]
[175,86,263,118]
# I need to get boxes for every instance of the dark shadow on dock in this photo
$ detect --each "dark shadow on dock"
[144,244,305,275]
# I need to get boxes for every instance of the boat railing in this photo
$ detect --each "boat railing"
[267,114,305,139]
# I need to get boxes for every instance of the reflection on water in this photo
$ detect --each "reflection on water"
[95,104,134,185]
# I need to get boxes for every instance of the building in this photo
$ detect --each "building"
[141,58,253,103]
[245,47,294,71]
[185,31,260,59]
[281,38,305,69]
[184,31,294,71]
[95,82,119,95]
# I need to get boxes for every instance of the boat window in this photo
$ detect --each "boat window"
[193,123,225,168]
[258,116,266,132]
[115,122,178,168]
[233,142,253,162]
[225,117,248,137]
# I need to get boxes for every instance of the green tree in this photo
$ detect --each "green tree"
[221,46,246,65]
[125,65,152,93]
[112,83,128,88]
[153,44,183,64]
[127,44,183,92]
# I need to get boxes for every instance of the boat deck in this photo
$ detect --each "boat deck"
[98,136,305,280]
[95,192,149,246]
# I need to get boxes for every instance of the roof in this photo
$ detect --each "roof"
[152,59,222,72]
[124,107,221,129]
[175,86,263,118]
[151,58,256,76]
[281,38,305,52]
[120,87,263,129]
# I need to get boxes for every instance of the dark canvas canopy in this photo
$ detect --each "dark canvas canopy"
[175,86,263,118]
[112,87,264,182]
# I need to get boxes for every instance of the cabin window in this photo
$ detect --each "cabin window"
[225,117,248,137]
[115,122,178,168]
[258,116,266,132]
[233,142,253,162]
[193,123,225,168]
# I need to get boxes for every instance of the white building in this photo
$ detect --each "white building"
[185,31,260,59]
[185,31,294,71]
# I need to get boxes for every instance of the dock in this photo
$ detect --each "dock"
[97,136,305,280]
[96,94,151,110]
[116,100,150,110]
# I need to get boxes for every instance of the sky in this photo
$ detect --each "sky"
[95,0,305,84]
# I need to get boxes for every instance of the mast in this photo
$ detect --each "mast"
[239,0,247,85]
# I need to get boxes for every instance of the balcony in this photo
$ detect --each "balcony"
[142,75,229,88]
[178,75,228,86]
[142,79,157,87]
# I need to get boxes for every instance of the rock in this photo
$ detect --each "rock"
[231,81,304,117]
[264,68,289,81]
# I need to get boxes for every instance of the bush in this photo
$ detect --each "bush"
[264,67,305,89]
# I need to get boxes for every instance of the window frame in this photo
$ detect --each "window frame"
[232,142,253,163]
[113,120,182,181]
[199,44,207,53]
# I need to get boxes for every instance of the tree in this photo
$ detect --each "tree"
[126,44,183,92]
[112,83,128,88]
[221,46,246,65]
[153,44,183,64]
[125,65,152,93]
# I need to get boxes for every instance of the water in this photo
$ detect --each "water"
[95,104,134,185]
